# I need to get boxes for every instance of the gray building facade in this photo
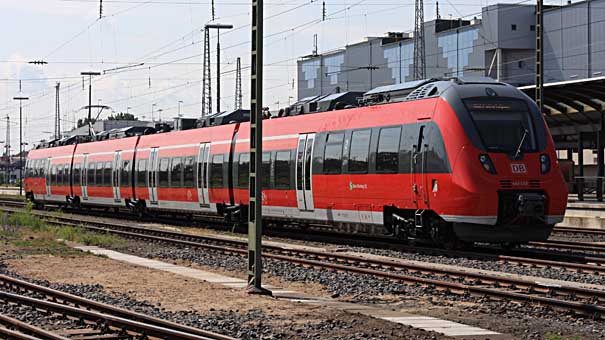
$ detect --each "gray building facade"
[297,0,605,99]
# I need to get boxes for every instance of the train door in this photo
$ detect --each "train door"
[148,148,159,205]
[112,151,122,203]
[412,124,429,208]
[196,143,211,207]
[82,155,89,201]
[295,133,315,211]
[44,158,51,200]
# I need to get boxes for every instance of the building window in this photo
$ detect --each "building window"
[511,24,517,31]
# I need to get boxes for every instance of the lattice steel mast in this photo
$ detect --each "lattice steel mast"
[201,27,212,117]
[413,0,426,80]
[54,83,61,140]
[235,57,242,110]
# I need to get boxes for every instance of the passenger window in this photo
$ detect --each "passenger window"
[158,158,170,188]
[211,154,224,188]
[324,132,344,174]
[136,159,147,187]
[88,163,95,185]
[121,160,130,187]
[238,153,250,189]
[105,162,112,187]
[275,151,291,189]
[170,157,183,188]
[377,127,401,173]
[73,163,81,186]
[348,129,371,173]
[262,152,272,188]
[96,162,104,186]
[183,156,195,188]
[57,165,63,185]
[40,160,46,178]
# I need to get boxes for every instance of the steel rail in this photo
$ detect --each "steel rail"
[0,275,234,340]
[528,239,605,253]
[553,225,605,236]
[29,213,605,318]
[0,314,68,340]
[0,290,231,340]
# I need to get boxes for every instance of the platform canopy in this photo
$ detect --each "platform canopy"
[519,76,605,150]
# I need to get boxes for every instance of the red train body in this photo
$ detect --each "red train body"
[25,79,567,244]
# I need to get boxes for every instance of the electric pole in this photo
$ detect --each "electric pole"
[247,0,269,296]
[81,71,101,136]
[13,96,28,196]
[55,83,61,140]
[413,0,426,80]
[235,57,242,110]
[5,115,10,185]
[202,27,212,118]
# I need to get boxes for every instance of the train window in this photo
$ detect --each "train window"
[32,160,38,177]
[96,162,104,186]
[377,127,402,173]
[400,125,416,173]
[296,141,304,190]
[426,125,451,173]
[39,160,46,178]
[158,158,170,188]
[274,151,291,189]
[121,160,131,187]
[324,132,344,174]
[183,156,195,188]
[170,157,183,188]
[58,165,64,185]
[88,162,96,186]
[211,154,224,188]
[136,159,147,187]
[104,162,112,187]
[238,153,249,189]
[262,152,272,188]
[73,163,81,186]
[348,129,371,173]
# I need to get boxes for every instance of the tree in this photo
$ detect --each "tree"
[107,112,137,121]
[77,117,96,128]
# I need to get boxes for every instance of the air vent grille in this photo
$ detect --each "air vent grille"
[500,180,512,189]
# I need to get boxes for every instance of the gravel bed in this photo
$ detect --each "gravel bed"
[102,240,605,339]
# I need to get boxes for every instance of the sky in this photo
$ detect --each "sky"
[0,0,541,150]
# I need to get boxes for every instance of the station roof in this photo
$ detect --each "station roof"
[519,77,605,149]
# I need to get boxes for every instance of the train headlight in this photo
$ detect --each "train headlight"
[540,154,551,174]
[479,154,497,174]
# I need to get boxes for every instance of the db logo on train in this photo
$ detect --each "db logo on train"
[511,163,528,174]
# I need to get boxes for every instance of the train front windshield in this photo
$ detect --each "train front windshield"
[465,99,537,154]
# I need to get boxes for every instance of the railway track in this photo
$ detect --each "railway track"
[2,198,605,273]
[3,206,605,320]
[0,274,235,340]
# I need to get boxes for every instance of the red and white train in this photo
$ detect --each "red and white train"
[25,78,568,245]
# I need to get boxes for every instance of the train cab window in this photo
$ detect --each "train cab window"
[324,132,344,174]
[183,156,195,188]
[376,127,402,173]
[274,151,291,189]
[348,129,371,173]
[211,154,224,188]
[238,153,249,189]
[136,159,147,187]
[262,152,272,188]
[158,158,170,188]
[88,163,96,186]
[170,157,183,188]
[121,160,131,187]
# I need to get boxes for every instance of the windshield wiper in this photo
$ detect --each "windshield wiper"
[513,129,528,159]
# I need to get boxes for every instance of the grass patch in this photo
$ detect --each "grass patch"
[1,207,124,256]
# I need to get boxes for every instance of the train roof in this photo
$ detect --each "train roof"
[34,77,513,150]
